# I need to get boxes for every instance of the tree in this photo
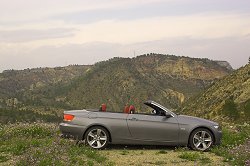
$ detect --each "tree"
[221,98,239,119]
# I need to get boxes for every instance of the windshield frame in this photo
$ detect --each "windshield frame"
[144,100,176,117]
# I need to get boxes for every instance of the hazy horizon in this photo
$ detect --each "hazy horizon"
[0,53,242,72]
[1,0,250,72]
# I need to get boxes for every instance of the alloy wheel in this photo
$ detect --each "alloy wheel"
[193,130,212,151]
[86,128,108,149]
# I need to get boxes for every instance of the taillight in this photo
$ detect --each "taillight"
[64,114,74,121]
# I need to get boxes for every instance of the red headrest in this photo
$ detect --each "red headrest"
[124,105,130,114]
[129,105,135,114]
[100,104,106,112]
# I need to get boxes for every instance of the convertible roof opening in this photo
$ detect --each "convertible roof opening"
[144,100,175,117]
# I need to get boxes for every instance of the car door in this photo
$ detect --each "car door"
[96,112,131,142]
[126,113,179,143]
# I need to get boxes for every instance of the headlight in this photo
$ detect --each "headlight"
[214,125,221,130]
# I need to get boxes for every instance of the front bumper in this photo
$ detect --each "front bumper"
[214,130,222,145]
[59,123,86,140]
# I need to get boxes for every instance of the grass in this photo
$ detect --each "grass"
[156,150,167,154]
[0,155,9,162]
[178,151,211,164]
[0,123,109,166]
[154,160,166,165]
[211,123,250,165]
[1,122,249,165]
[120,150,129,155]
[179,151,201,161]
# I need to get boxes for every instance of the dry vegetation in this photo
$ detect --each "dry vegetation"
[1,123,249,165]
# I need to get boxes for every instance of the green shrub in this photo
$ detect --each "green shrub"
[179,152,211,164]
[0,123,54,141]
[179,152,201,161]
[211,125,250,165]
[0,155,9,163]
[12,141,29,155]
[156,150,167,154]
[221,98,239,119]
[220,127,249,147]
[1,123,109,165]
[243,99,250,118]
[120,150,129,155]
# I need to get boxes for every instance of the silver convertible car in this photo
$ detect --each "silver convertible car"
[60,100,222,151]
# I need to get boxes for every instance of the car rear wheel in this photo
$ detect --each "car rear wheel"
[189,128,213,151]
[85,126,109,149]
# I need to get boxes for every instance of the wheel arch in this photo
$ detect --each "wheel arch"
[83,124,112,142]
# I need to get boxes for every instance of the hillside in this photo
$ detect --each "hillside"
[0,65,91,123]
[0,54,232,114]
[0,65,90,108]
[181,64,250,122]
[1,55,250,166]
[62,54,231,111]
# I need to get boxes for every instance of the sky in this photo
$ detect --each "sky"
[0,0,250,72]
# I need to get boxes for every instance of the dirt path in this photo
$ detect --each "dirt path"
[100,145,228,166]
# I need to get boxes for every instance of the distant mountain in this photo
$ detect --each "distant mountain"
[181,64,250,122]
[60,54,232,111]
[0,54,232,113]
[0,65,90,108]
[215,61,233,70]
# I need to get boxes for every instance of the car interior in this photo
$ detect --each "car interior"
[98,103,166,116]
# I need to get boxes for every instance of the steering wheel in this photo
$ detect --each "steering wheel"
[151,110,157,115]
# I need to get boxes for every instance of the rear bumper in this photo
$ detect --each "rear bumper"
[59,123,86,140]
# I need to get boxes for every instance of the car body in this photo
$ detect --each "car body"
[60,100,222,151]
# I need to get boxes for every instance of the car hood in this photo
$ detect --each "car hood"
[177,115,218,126]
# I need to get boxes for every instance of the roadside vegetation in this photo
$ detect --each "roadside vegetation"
[0,59,248,165]
[0,123,112,166]
[0,122,249,165]
[211,123,250,166]
[0,108,61,124]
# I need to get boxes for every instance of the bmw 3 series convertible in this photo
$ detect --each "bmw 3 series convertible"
[60,100,222,151]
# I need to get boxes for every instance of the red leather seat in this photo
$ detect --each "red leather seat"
[129,105,135,114]
[100,104,107,112]
[124,105,130,114]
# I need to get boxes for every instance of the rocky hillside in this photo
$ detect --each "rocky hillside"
[62,54,232,111]
[181,64,250,122]
[0,65,90,108]
[0,54,232,112]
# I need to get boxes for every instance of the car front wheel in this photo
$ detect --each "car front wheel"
[85,126,109,149]
[189,128,213,151]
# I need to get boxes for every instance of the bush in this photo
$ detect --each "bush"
[221,98,239,119]
[243,99,250,118]
[211,125,250,165]
[1,123,108,165]
[179,152,201,161]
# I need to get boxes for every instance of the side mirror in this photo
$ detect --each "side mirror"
[164,112,172,118]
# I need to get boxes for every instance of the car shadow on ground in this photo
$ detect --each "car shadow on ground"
[104,144,181,151]
[75,139,187,150]
[105,145,185,150]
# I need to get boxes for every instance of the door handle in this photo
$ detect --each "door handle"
[129,117,138,121]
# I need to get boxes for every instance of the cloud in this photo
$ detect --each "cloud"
[0,0,165,23]
[0,36,249,72]
[0,28,76,42]
[70,13,250,44]
[0,1,249,72]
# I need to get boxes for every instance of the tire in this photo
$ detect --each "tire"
[84,126,109,149]
[189,128,214,151]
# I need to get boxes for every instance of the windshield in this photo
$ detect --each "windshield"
[150,101,176,117]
